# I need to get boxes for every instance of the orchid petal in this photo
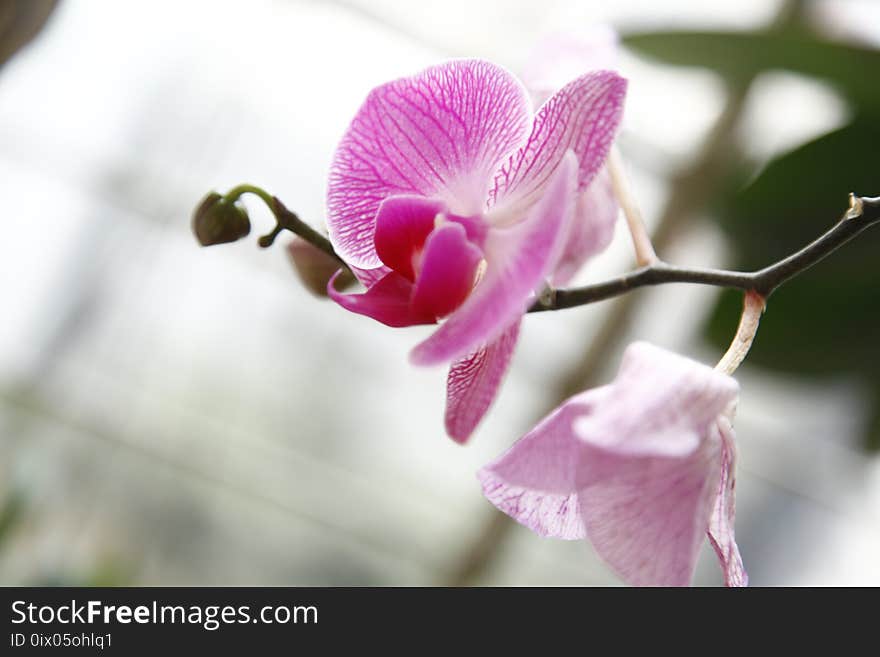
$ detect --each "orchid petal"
[327,60,532,269]
[445,320,521,444]
[491,70,626,213]
[480,341,742,586]
[574,342,739,458]
[576,431,723,587]
[707,416,748,587]
[478,388,611,539]
[550,164,618,286]
[374,195,446,281]
[349,264,390,289]
[410,151,577,366]
[327,270,433,328]
[411,223,483,320]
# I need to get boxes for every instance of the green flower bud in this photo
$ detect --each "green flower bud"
[192,192,251,246]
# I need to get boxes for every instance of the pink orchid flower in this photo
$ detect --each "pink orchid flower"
[478,342,747,587]
[326,59,626,442]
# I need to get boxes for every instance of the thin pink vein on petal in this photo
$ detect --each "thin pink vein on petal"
[349,263,391,289]
[478,387,612,539]
[410,152,577,366]
[327,60,532,268]
[445,320,520,443]
[491,70,626,213]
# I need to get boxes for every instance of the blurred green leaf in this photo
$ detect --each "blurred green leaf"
[623,30,880,115]
[705,118,880,447]
[0,490,24,546]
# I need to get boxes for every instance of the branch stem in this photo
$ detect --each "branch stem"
[225,184,348,267]
[529,195,880,313]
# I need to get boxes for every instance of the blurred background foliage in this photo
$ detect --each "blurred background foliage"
[625,14,880,450]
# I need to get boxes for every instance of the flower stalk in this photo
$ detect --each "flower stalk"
[607,146,658,267]
[197,186,878,317]
[529,194,880,312]
[715,290,765,375]
[196,184,348,268]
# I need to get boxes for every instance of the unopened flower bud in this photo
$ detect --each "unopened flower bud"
[192,192,251,246]
[287,237,354,297]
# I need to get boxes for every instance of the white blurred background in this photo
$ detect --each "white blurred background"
[1,0,879,586]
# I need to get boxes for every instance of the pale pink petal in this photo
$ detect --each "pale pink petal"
[445,320,521,444]
[410,152,577,366]
[327,270,433,328]
[707,415,748,587]
[574,342,739,458]
[521,27,620,106]
[480,341,741,587]
[411,223,483,320]
[374,195,446,281]
[478,387,612,539]
[577,432,723,587]
[490,70,626,213]
[327,60,532,269]
[480,380,724,585]
[550,164,618,286]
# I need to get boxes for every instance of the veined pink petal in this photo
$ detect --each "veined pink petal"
[327,270,433,328]
[327,60,532,269]
[374,195,446,281]
[349,264,390,289]
[572,342,736,586]
[410,152,577,366]
[480,341,741,587]
[574,342,739,458]
[707,415,748,587]
[411,223,483,320]
[491,70,626,213]
[478,388,611,539]
[445,320,521,444]
[576,430,723,587]
[551,164,618,286]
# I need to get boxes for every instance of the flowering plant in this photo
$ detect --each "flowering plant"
[192,41,880,586]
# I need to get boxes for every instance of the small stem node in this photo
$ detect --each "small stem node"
[258,224,284,248]
[846,192,864,220]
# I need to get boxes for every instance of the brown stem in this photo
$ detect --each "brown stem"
[528,195,880,312]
